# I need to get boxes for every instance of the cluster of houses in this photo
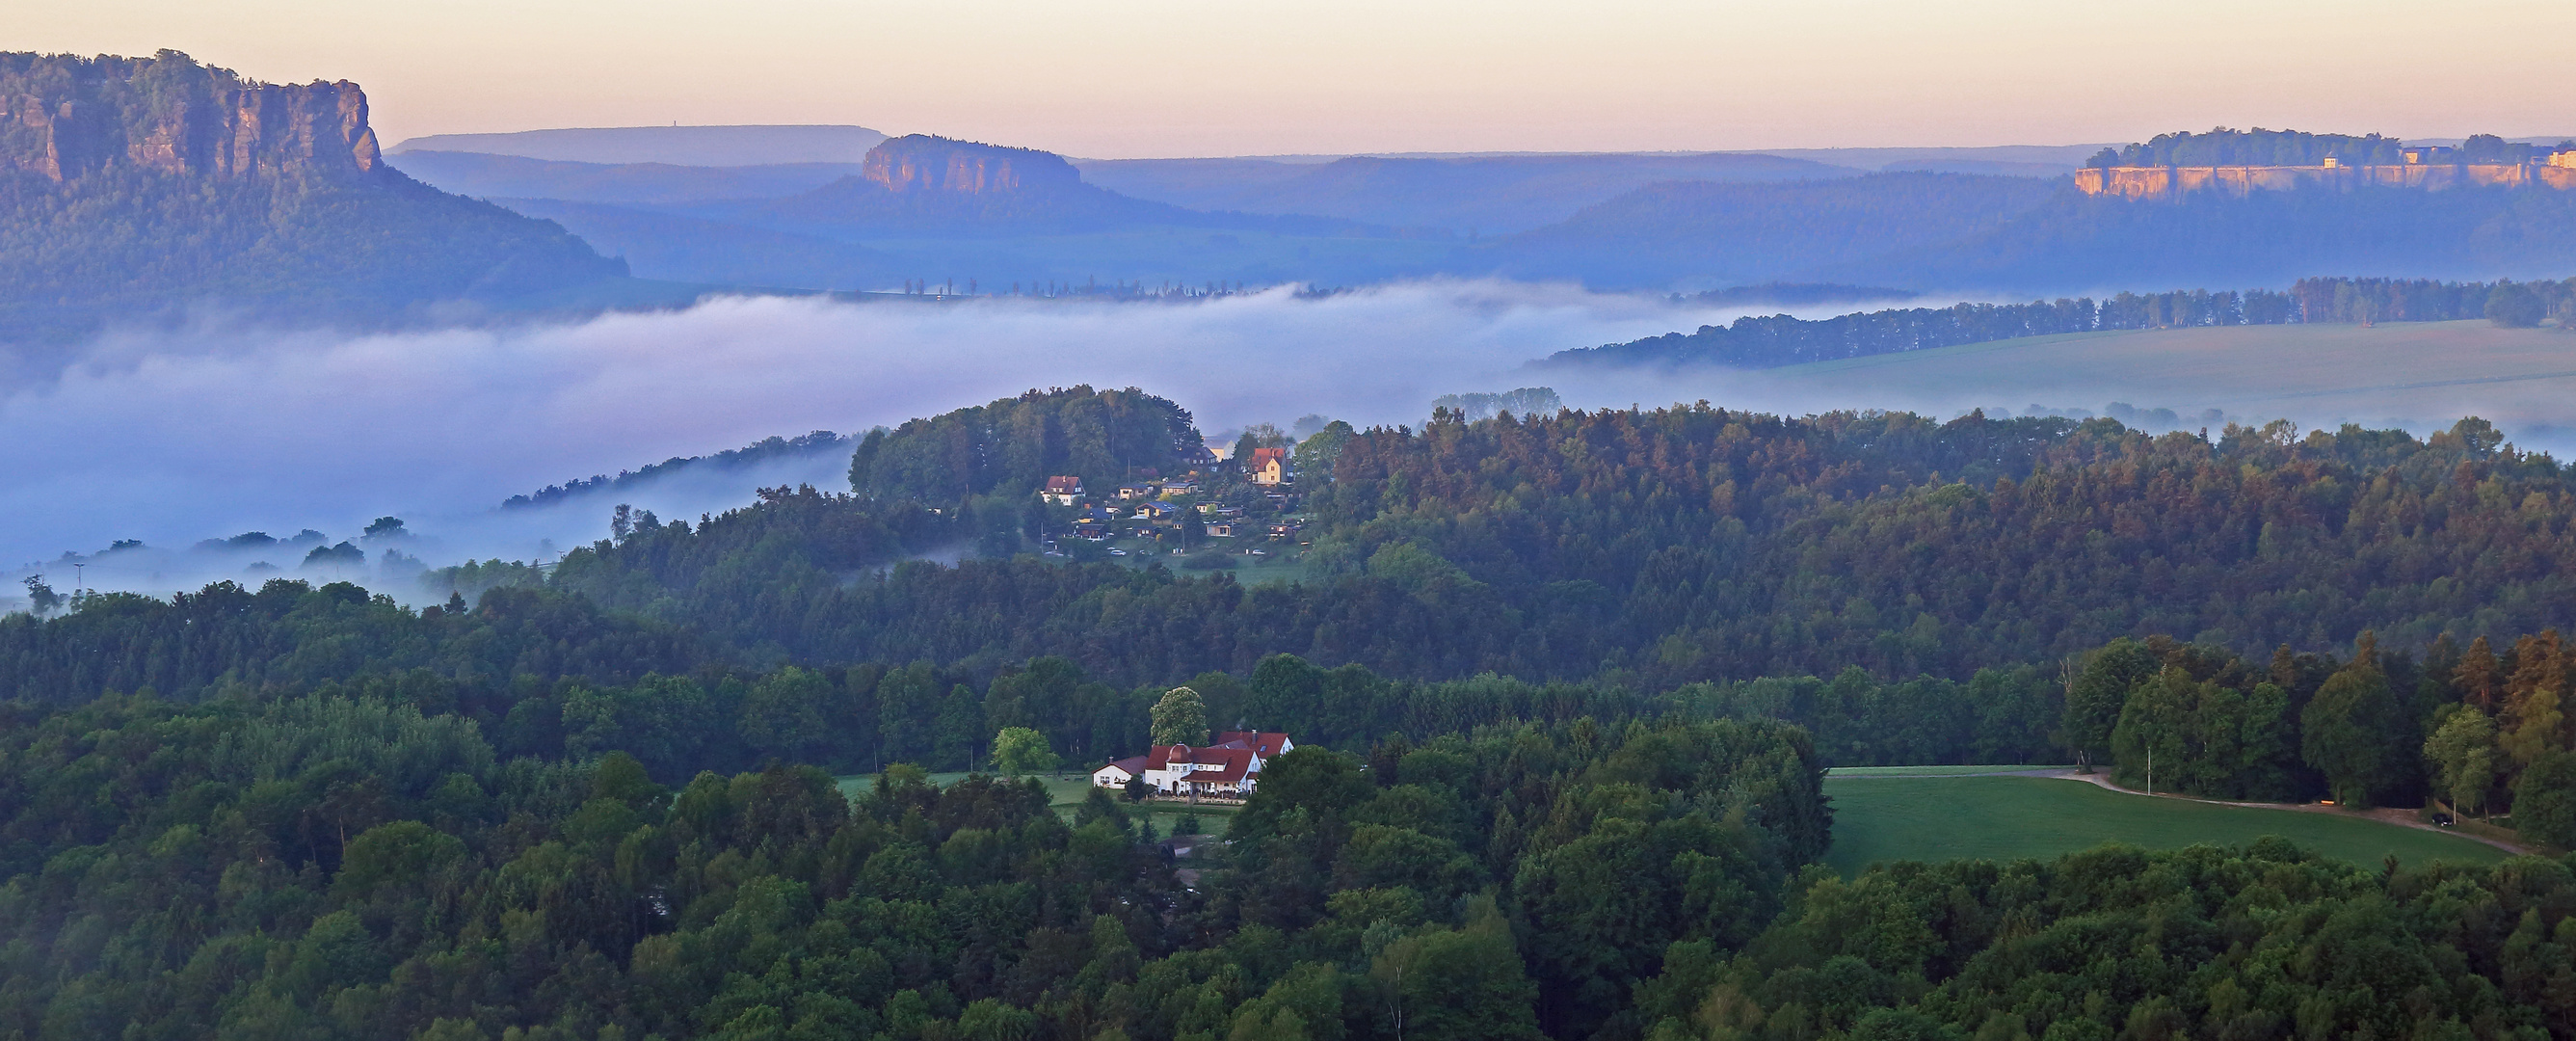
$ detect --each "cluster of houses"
[1091,731,1293,798]
[1037,471,1304,546]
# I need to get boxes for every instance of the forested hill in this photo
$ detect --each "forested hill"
[753,136,1354,237]
[12,386,2576,1040]
[0,50,628,346]
[2091,126,2576,168]
[848,386,1203,504]
[16,387,2576,700]
[1551,275,2576,369]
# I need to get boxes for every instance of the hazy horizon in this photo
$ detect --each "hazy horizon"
[23,0,2576,158]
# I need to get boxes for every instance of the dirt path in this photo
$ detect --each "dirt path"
[2028,768,2535,856]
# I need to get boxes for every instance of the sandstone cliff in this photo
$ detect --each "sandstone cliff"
[861,135,1081,196]
[0,50,383,184]
[762,134,1208,235]
[0,50,628,347]
[2075,162,2576,200]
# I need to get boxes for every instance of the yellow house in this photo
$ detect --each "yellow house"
[1248,447,1288,486]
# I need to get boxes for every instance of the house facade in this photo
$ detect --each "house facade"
[1091,755,1150,787]
[1247,447,1288,487]
[1094,731,1294,797]
[1040,476,1083,506]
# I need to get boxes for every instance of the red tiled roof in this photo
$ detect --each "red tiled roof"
[1185,760,1250,784]
[1146,743,1257,773]
[1216,731,1290,757]
[1046,476,1082,493]
[1098,755,1148,776]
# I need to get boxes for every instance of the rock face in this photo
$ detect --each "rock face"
[762,134,1200,235]
[2075,162,2576,200]
[0,50,383,184]
[860,135,1082,196]
[0,50,630,347]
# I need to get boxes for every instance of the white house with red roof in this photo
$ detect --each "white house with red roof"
[1092,754,1151,787]
[1092,731,1294,796]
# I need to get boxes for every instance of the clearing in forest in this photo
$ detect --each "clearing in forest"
[1824,772,2510,876]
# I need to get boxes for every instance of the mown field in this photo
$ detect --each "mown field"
[1823,774,2510,876]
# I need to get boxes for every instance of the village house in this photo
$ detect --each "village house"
[1205,522,1235,538]
[1157,480,1199,498]
[1115,484,1155,501]
[1247,446,1288,487]
[1040,475,1083,506]
[1092,731,1294,797]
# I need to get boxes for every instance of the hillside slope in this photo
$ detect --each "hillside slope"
[0,50,627,346]
[389,123,888,166]
[1477,172,2059,289]
[1077,151,1860,234]
[385,151,867,205]
[752,134,1243,237]
[1846,183,2576,292]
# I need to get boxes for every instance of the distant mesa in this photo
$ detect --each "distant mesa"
[862,134,1081,196]
[2075,129,2576,200]
[759,134,1228,236]
[390,124,889,167]
[2077,156,2576,199]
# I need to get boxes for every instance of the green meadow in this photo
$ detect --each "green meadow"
[1824,774,2510,876]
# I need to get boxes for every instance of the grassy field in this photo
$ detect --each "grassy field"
[1826,764,2071,777]
[1824,775,2510,876]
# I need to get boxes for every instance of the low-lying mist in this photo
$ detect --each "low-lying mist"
[0,280,1781,598]
[12,280,2571,606]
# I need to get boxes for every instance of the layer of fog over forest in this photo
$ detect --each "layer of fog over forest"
[9,278,2571,605]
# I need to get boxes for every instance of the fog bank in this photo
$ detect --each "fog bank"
[0,281,1772,594]
[13,284,2568,606]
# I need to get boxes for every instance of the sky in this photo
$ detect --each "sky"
[19,0,2576,158]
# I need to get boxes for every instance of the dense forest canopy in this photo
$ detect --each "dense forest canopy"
[848,387,1203,505]
[17,388,2576,694]
[8,386,2576,1040]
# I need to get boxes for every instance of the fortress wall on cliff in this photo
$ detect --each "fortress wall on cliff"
[2075,163,2576,199]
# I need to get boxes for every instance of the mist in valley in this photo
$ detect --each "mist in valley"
[15,278,2575,610]
[0,280,1785,599]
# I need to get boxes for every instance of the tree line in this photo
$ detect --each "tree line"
[0,683,1830,1041]
[1549,276,2575,370]
[2058,630,2576,847]
[2090,126,2576,168]
[4,640,2570,1040]
[10,386,2576,1039]
[20,394,2576,702]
